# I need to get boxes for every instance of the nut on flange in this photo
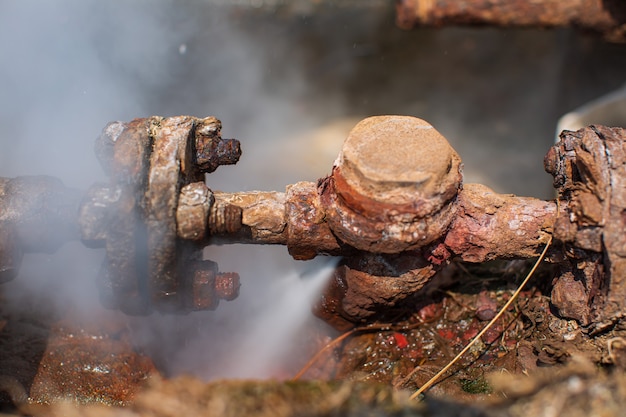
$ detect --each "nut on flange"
[189,260,240,310]
[321,116,463,253]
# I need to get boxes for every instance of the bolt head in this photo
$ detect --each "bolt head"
[189,262,240,310]
[94,121,125,176]
[190,260,219,311]
[78,183,123,247]
[322,116,463,252]
[336,116,462,217]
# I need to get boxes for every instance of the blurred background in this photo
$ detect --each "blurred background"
[1,0,625,380]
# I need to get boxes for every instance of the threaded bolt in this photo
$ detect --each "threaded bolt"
[208,201,243,235]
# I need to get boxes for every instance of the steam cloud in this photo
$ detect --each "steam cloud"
[1,1,581,380]
[0,1,347,379]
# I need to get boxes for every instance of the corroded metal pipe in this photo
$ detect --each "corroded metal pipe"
[16,114,626,330]
[207,117,555,264]
[396,0,626,42]
[0,115,558,320]
[201,116,557,325]
[546,125,626,331]
[0,176,82,283]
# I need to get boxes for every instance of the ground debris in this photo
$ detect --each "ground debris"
[27,309,158,407]
[13,363,626,417]
[316,262,547,395]
[487,357,626,417]
[39,378,489,417]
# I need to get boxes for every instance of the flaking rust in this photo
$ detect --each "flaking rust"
[29,310,158,406]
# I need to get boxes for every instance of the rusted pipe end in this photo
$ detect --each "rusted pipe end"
[544,125,626,329]
[322,116,463,253]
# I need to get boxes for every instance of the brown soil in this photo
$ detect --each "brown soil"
[3,260,626,416]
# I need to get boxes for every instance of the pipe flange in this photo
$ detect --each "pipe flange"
[145,116,201,311]
[92,118,155,314]
[81,116,241,314]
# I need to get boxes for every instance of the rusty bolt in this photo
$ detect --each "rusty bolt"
[195,117,242,173]
[78,183,123,247]
[191,262,219,311]
[322,115,463,253]
[208,200,243,235]
[190,261,240,310]
[214,272,240,301]
[94,121,126,176]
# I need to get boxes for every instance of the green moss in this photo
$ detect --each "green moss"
[460,377,492,394]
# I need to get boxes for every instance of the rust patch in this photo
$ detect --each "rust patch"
[30,312,158,406]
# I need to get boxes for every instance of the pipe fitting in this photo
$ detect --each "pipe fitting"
[321,116,463,253]
[0,114,570,322]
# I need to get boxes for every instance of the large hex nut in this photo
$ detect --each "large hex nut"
[78,183,122,247]
[321,116,463,253]
[177,182,213,241]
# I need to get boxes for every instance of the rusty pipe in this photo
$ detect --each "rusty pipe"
[0,115,559,320]
[396,0,626,42]
[208,184,555,262]
[0,176,82,283]
[205,116,555,264]
[0,116,556,265]
[194,116,558,324]
[4,114,626,329]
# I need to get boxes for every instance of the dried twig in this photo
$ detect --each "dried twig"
[292,328,359,381]
[292,321,422,381]
[409,227,554,400]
